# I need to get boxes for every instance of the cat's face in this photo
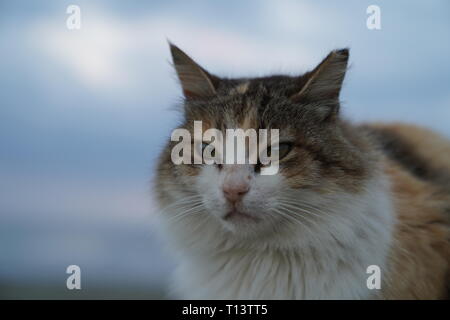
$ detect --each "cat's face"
[156,44,372,237]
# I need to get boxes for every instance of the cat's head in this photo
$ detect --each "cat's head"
[156,44,374,238]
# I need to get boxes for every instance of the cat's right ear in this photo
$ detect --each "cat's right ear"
[169,43,219,99]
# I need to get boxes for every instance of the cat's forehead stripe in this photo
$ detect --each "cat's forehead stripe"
[240,103,258,130]
[230,82,250,95]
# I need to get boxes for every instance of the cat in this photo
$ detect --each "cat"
[154,43,450,299]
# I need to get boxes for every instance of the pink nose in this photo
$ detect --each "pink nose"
[223,183,250,203]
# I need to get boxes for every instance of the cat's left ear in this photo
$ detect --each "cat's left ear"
[291,48,349,108]
[169,42,220,100]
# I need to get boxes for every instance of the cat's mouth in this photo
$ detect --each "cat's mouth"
[223,209,259,223]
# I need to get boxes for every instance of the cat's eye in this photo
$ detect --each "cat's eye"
[267,142,293,160]
[278,143,293,159]
[256,142,293,172]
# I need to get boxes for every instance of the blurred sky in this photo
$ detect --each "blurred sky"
[0,0,449,298]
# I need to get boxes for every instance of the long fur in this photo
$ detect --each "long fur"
[154,45,450,299]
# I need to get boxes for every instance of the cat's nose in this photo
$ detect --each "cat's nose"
[222,183,250,203]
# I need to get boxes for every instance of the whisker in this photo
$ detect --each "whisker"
[277,196,330,213]
[169,203,205,222]
[270,208,319,242]
[276,204,323,230]
[276,197,335,220]
[277,202,328,221]
[156,195,203,215]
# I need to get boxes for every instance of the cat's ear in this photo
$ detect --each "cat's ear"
[292,49,349,104]
[169,43,219,99]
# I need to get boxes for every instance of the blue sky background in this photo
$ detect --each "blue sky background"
[0,1,449,298]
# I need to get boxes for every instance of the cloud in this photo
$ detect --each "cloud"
[31,13,136,91]
[29,5,321,97]
[0,170,157,227]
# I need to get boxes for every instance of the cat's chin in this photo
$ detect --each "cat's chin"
[217,208,268,234]
[223,209,260,223]
[218,209,281,238]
